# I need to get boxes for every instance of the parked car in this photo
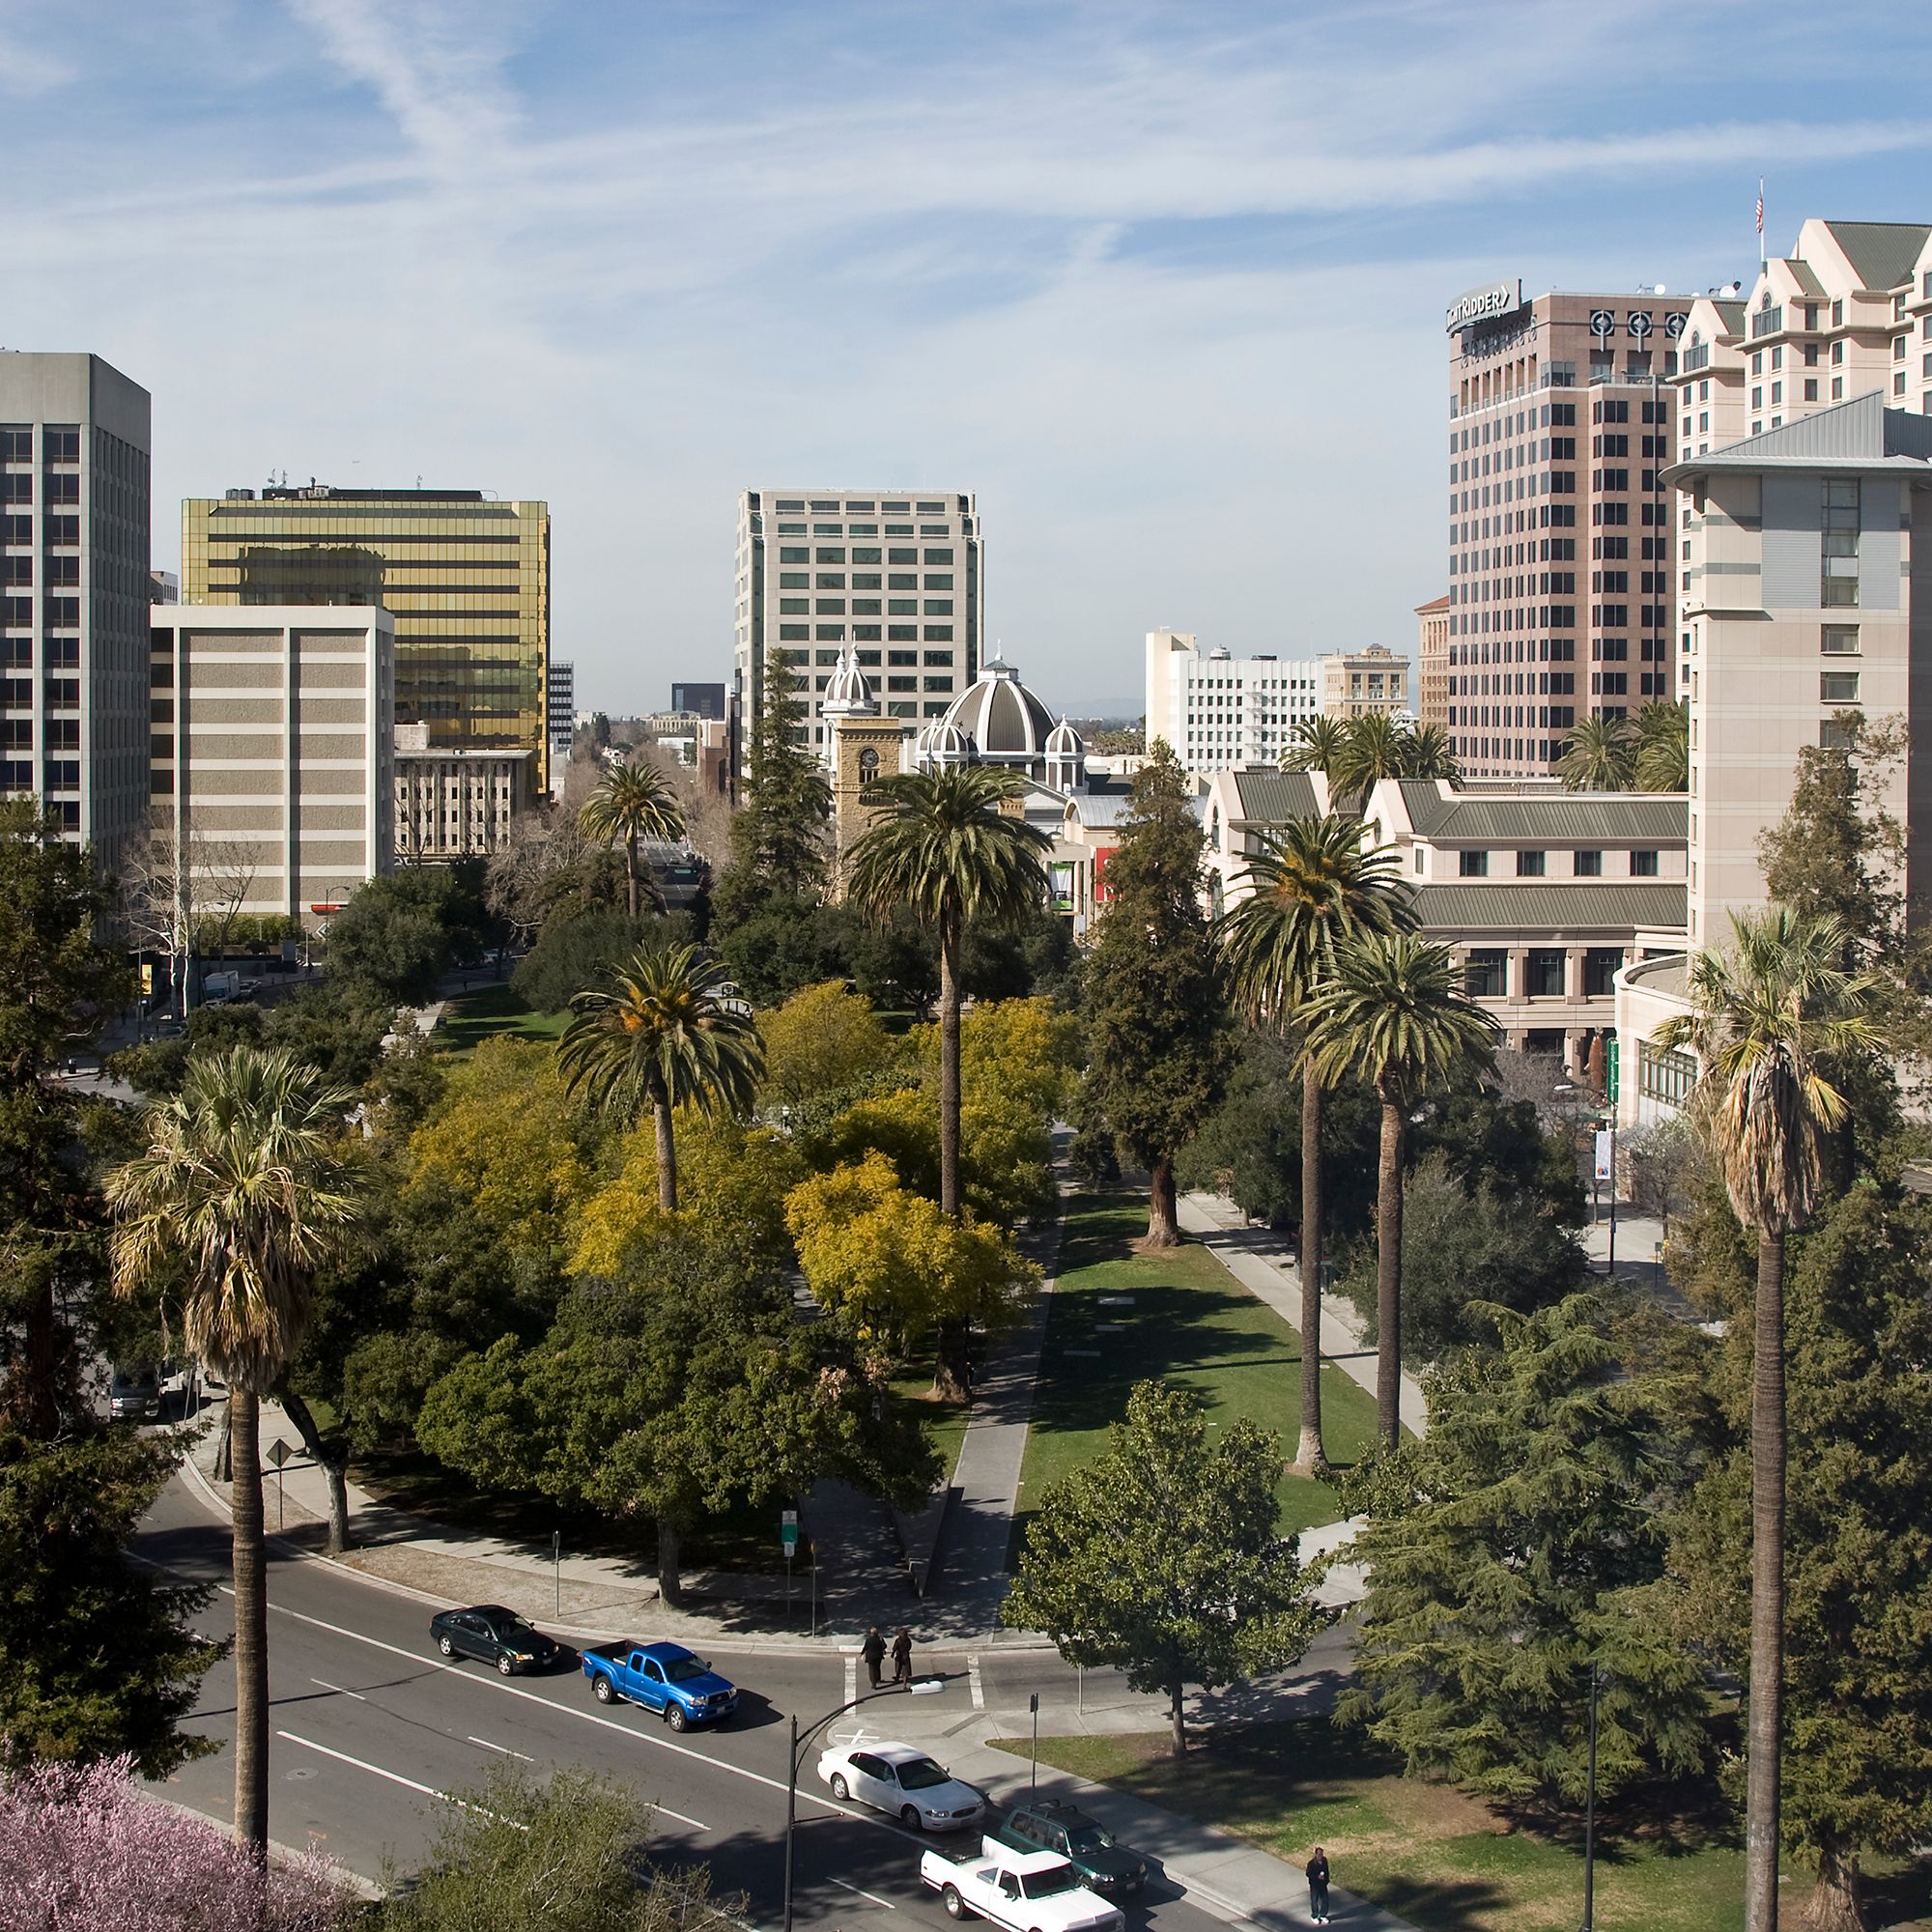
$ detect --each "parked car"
[817,1743,983,1833]
[108,1366,161,1423]
[920,1843,1123,1932]
[580,1640,737,1728]
[429,1605,562,1676]
[986,1801,1148,1898]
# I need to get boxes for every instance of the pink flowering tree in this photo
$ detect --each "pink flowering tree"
[5,1754,356,1932]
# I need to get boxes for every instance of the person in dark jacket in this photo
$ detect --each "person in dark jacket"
[891,1627,913,1686]
[861,1626,886,1690]
[1306,1847,1330,1924]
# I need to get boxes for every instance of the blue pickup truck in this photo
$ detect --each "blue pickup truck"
[581,1639,739,1729]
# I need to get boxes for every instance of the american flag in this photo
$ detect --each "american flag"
[1756,183,1764,235]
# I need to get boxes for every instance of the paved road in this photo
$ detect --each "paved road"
[135,1484,1306,1932]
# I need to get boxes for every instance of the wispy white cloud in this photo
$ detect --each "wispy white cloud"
[0,21,75,95]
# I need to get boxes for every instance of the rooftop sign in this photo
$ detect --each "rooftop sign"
[1445,279,1523,333]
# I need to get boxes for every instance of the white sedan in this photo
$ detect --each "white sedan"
[817,1742,985,1832]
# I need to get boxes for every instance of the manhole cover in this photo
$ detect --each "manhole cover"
[286,1767,317,1780]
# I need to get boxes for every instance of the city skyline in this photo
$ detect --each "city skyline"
[7,2,1932,714]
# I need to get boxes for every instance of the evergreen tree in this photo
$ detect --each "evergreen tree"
[712,686,831,914]
[1342,1294,1707,1810]
[1081,743,1234,1246]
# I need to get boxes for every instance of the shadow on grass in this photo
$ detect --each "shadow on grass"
[440,984,569,1055]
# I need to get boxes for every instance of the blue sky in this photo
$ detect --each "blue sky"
[5,0,1932,717]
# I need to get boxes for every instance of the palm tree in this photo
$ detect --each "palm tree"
[1216,816,1415,1470]
[107,1046,359,1853]
[1303,931,1499,1449]
[1554,715,1636,791]
[1633,698,1689,792]
[1655,908,1879,1932]
[579,757,686,918]
[1282,715,1348,779]
[1396,722,1460,782]
[558,937,763,1211]
[1328,712,1409,807]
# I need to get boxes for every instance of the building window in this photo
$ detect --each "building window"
[1526,949,1566,997]
[1574,849,1603,876]
[1630,849,1660,876]
[1820,670,1861,703]
[1464,949,1507,998]
[1821,625,1860,654]
[1638,1040,1697,1108]
[1583,948,1625,997]
[1458,849,1488,877]
[1516,850,1546,876]
[1822,478,1860,607]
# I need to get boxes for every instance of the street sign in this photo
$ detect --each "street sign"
[781,1508,799,1553]
[265,1436,295,1469]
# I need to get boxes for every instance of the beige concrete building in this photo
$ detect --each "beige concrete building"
[1447,283,1684,780]
[148,605,394,929]
[1321,644,1409,720]
[734,489,980,770]
[1145,629,1325,773]
[1414,594,1451,731]
[394,727,531,863]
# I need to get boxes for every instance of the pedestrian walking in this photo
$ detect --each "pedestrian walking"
[1306,1846,1330,1924]
[861,1626,886,1690]
[891,1627,913,1687]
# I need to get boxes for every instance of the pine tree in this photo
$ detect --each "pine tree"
[1081,743,1233,1245]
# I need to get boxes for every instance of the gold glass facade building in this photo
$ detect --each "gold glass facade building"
[181,487,551,791]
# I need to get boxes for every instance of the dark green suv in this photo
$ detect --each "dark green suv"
[988,1801,1148,1898]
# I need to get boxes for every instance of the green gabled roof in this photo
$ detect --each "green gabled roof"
[1228,769,1325,822]
[1820,220,1931,293]
[1394,781,1687,843]
[1414,882,1687,936]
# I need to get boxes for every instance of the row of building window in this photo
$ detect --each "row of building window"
[779,623,953,643]
[778,599,952,616]
[1455,848,1658,879]
[2,475,82,505]
[1464,947,1627,999]
[779,573,952,590]
[778,546,954,567]
[0,428,82,462]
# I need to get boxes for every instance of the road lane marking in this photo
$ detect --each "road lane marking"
[276,1729,524,1827]
[967,1657,984,1711]
[468,1736,533,1762]
[650,1803,710,1832]
[312,1678,367,1703]
[829,1878,896,1909]
[844,1652,857,1706]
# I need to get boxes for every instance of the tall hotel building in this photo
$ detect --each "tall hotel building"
[735,489,980,761]
[181,486,551,812]
[2,353,152,873]
[1445,284,1683,779]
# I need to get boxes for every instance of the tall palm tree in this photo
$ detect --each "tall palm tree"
[1395,722,1460,782]
[1328,711,1410,807]
[844,765,1051,1226]
[1216,816,1415,1470]
[1303,931,1499,1449]
[579,757,687,918]
[558,938,763,1211]
[1282,714,1349,779]
[1633,698,1689,792]
[1655,908,1879,1932]
[1554,715,1636,792]
[107,1046,359,1853]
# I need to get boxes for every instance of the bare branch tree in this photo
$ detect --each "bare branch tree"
[120,816,256,1014]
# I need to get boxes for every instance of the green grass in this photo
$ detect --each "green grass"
[992,1723,1932,1932]
[440,984,572,1057]
[1013,1195,1381,1553]
[892,1371,973,1488]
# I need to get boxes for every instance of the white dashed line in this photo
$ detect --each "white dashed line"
[844,1651,857,1706]
[967,1657,985,1711]
[829,1878,897,1909]
[276,1727,522,1827]
[312,1677,366,1702]
[467,1735,533,1762]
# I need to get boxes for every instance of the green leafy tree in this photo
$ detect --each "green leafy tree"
[1081,743,1233,1247]
[709,687,832,946]
[558,940,763,1212]
[579,758,687,920]
[1633,698,1690,793]
[843,765,1050,1247]
[324,868,482,1003]
[1004,1379,1323,1752]
[108,1047,361,1851]
[1665,1182,1932,1932]
[1217,812,1413,1467]
[1654,908,1881,1932]
[1342,1294,1707,1810]
[756,979,897,1115]
[1304,930,1499,1448]
[511,910,693,1013]
[1554,714,1636,792]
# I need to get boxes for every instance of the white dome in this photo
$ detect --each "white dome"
[942,651,1056,762]
[916,719,971,764]
[821,647,876,717]
[1045,717,1085,758]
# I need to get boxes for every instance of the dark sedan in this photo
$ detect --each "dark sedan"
[429,1605,564,1676]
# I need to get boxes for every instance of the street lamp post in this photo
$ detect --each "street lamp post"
[1579,1661,1602,1932]
[784,1678,945,1932]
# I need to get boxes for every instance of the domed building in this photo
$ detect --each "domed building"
[936,651,1059,778]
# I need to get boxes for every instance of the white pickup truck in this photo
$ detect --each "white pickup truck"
[919,1845,1125,1932]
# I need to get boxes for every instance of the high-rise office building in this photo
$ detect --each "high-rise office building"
[1445,283,1683,780]
[1144,629,1324,773]
[548,658,575,781]
[2,352,152,873]
[181,486,551,807]
[734,489,981,764]
[670,680,726,721]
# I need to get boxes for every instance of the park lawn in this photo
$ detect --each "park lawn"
[440,983,571,1056]
[992,1723,1929,1932]
[1013,1194,1380,1556]
[892,1371,973,1488]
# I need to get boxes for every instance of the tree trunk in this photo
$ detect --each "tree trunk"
[1745,1226,1788,1932]
[938,916,962,1219]
[1375,1090,1406,1454]
[214,1398,234,1482]
[278,1386,350,1556]
[1145,1153,1180,1248]
[657,1519,683,1607]
[1296,1064,1325,1473]
[229,1388,270,1852]
[1802,1841,1864,1932]
[651,1081,678,1212]
[19,1285,58,1437]
[1168,1681,1186,1754]
[625,832,641,920]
